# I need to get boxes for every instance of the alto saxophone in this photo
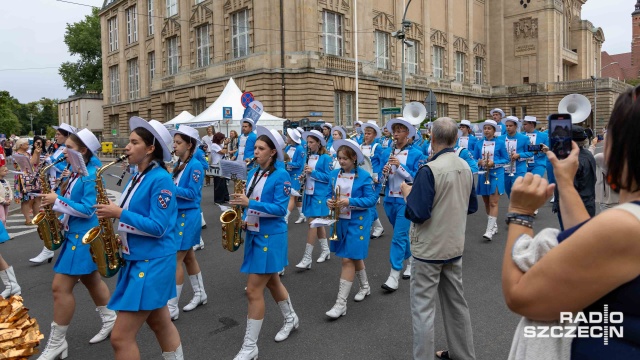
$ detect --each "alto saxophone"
[33,157,66,250]
[82,155,128,278]
[220,175,246,252]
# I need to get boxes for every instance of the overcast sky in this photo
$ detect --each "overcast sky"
[0,0,634,104]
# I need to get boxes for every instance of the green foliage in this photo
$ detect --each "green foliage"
[58,7,102,94]
[0,90,59,136]
[625,78,640,87]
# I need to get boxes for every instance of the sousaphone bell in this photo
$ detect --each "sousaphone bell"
[558,94,592,124]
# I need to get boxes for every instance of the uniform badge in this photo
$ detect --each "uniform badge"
[329,162,334,171]
[283,181,291,196]
[157,194,171,209]
[193,173,200,183]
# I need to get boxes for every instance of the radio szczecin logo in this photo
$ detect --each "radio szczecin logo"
[523,305,623,345]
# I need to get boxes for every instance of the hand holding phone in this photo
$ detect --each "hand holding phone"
[527,144,542,152]
[548,114,573,160]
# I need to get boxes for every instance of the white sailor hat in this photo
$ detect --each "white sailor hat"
[460,120,472,127]
[301,129,326,146]
[355,120,363,126]
[523,116,537,123]
[257,126,285,162]
[52,123,77,135]
[242,118,255,128]
[75,128,101,153]
[320,123,332,131]
[170,125,202,146]
[504,116,520,125]
[490,108,505,118]
[129,117,173,162]
[332,126,347,140]
[482,119,500,132]
[386,118,416,139]
[361,122,381,138]
[332,139,364,164]
[286,128,301,144]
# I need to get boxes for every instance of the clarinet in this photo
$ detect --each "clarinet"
[299,149,311,202]
[380,140,397,195]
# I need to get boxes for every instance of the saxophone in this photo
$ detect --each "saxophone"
[82,155,128,278]
[220,175,246,252]
[32,157,66,250]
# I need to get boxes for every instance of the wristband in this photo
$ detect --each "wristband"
[505,212,535,228]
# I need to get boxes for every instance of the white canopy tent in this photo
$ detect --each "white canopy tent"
[165,78,285,134]
[164,111,195,127]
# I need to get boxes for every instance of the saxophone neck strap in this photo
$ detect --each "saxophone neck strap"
[119,162,157,209]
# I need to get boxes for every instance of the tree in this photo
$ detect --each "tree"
[58,7,102,94]
[0,91,22,136]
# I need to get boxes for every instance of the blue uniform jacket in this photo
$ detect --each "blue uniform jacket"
[365,142,385,182]
[456,135,478,153]
[194,147,208,169]
[308,153,333,199]
[379,137,393,149]
[174,158,203,210]
[473,137,510,168]
[326,168,378,209]
[499,133,533,174]
[380,145,423,203]
[52,156,101,236]
[48,145,68,178]
[285,144,305,179]
[522,130,549,168]
[456,147,479,174]
[234,132,257,161]
[243,167,290,235]
[420,140,431,157]
[118,163,178,261]
[351,133,364,145]
[325,137,333,151]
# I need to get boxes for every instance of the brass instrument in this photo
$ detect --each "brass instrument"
[220,175,246,252]
[347,131,358,140]
[482,152,492,185]
[380,140,397,195]
[82,155,129,278]
[33,157,67,251]
[508,149,516,177]
[328,184,341,241]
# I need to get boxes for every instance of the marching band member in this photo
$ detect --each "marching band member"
[380,126,393,149]
[295,130,332,268]
[36,129,116,359]
[325,139,378,318]
[473,119,509,241]
[500,116,532,198]
[95,118,183,360]
[360,122,385,239]
[30,123,76,264]
[296,126,307,152]
[321,123,333,150]
[380,118,423,291]
[457,119,478,153]
[230,126,299,360]
[0,163,21,299]
[521,116,548,177]
[232,119,257,163]
[330,126,347,170]
[284,128,305,224]
[351,121,364,144]
[490,108,508,136]
[193,145,209,250]
[12,138,41,227]
[165,126,208,320]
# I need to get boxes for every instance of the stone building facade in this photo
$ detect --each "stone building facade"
[58,93,105,139]
[99,0,627,143]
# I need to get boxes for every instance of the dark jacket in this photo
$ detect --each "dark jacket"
[553,147,597,217]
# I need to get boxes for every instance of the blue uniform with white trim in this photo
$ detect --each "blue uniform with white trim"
[474,137,509,196]
[360,142,384,223]
[108,162,178,312]
[241,166,290,274]
[456,135,478,154]
[173,157,204,250]
[285,144,305,191]
[500,132,533,198]
[455,147,479,174]
[381,144,423,271]
[327,168,377,259]
[234,131,257,162]
[301,153,332,217]
[47,145,68,181]
[50,156,101,275]
[523,130,549,177]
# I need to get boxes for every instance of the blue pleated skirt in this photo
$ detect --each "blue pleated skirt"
[477,167,505,196]
[302,193,329,217]
[54,232,98,276]
[240,231,288,274]
[329,210,372,260]
[0,221,9,244]
[108,254,177,312]
[176,208,201,251]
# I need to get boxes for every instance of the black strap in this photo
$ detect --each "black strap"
[63,174,80,197]
[246,169,267,199]
[120,162,156,209]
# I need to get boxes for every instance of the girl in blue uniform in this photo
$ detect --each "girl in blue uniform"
[325,140,378,319]
[321,123,333,150]
[95,118,182,360]
[165,126,207,320]
[296,130,332,268]
[284,128,305,224]
[329,126,347,172]
[37,129,117,360]
[230,126,299,360]
[360,122,385,238]
[473,119,509,241]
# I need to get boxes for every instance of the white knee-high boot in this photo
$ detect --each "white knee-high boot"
[0,266,21,298]
[483,216,496,241]
[89,306,116,344]
[295,244,313,269]
[326,279,352,318]
[183,272,207,312]
[37,322,68,360]
[274,296,299,342]
[317,238,330,263]
[162,344,184,360]
[167,284,183,320]
[354,269,370,301]
[233,318,262,360]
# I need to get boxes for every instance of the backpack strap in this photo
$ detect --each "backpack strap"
[613,203,640,222]
[455,147,464,157]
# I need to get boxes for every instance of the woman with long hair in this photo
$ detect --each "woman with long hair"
[284,128,305,224]
[211,132,230,204]
[12,137,42,226]
[95,117,182,359]
[166,125,208,320]
[231,126,299,360]
[325,140,377,318]
[226,129,239,157]
[295,130,333,268]
[36,129,116,359]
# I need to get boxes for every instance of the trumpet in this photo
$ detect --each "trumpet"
[482,153,492,185]
[508,149,516,177]
[328,184,341,241]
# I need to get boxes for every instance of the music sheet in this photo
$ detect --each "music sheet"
[310,218,336,228]
[220,159,247,180]
[12,154,33,174]
[66,149,88,176]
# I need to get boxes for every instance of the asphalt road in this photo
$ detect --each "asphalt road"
[2,161,565,360]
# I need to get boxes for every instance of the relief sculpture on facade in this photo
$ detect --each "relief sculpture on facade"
[514,17,538,57]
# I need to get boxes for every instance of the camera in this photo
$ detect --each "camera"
[527,144,542,152]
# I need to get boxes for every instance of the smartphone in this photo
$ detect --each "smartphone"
[548,114,573,160]
[527,144,542,152]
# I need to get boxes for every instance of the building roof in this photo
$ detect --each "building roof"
[601,51,638,80]
[58,93,103,104]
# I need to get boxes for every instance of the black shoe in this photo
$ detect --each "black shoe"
[201,225,207,229]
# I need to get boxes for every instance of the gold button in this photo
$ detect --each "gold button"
[138,272,144,278]
[75,234,79,239]
[359,236,364,240]
[263,247,268,252]
[181,223,184,226]
[145,260,149,262]
[359,226,363,230]
[179,232,183,236]
[182,214,185,218]
[359,216,363,220]
[318,200,321,204]
[264,235,269,238]
[71,246,76,250]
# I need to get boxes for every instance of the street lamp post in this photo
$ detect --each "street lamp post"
[393,0,413,109]
[591,61,618,132]
[29,114,33,134]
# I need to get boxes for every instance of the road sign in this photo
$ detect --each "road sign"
[241,92,254,108]
[309,112,323,117]
[243,100,263,124]
[381,107,402,115]
[223,107,232,124]
[111,129,117,136]
[424,90,437,118]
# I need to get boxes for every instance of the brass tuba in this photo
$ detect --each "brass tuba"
[220,175,246,252]
[33,157,66,250]
[82,155,128,278]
